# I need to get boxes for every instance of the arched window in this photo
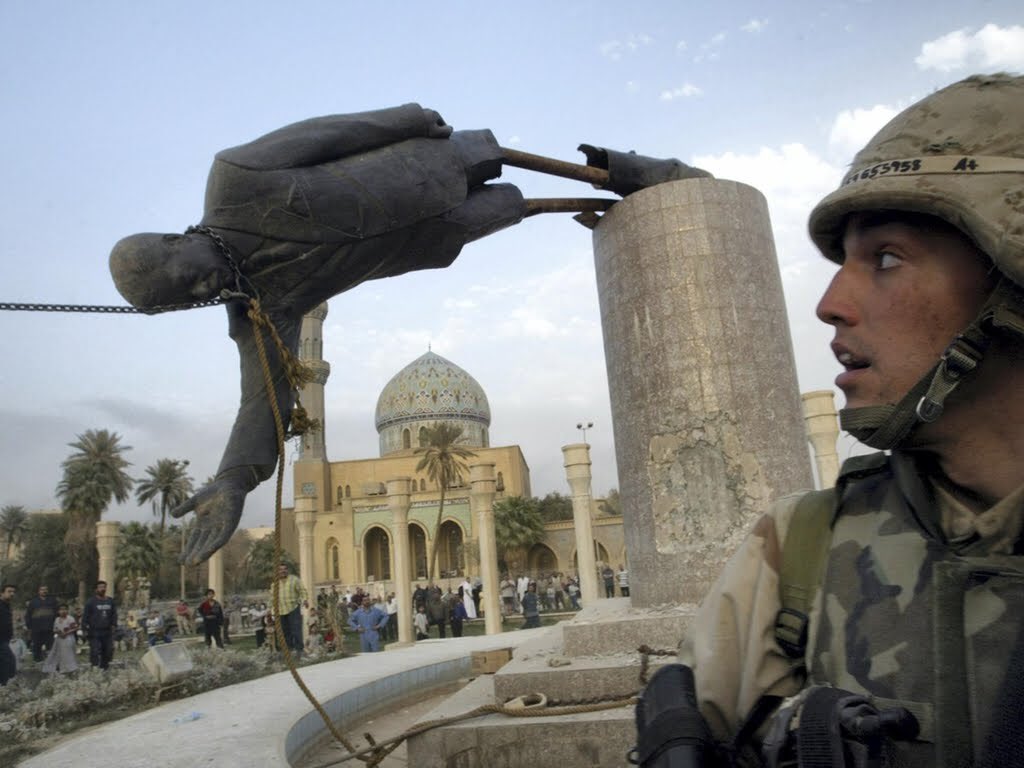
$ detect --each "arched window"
[337,486,343,504]
[420,478,426,492]
[325,537,340,581]
[345,485,351,498]
[363,527,391,581]
[418,426,428,447]
[438,520,465,577]
[496,472,505,492]
[528,543,559,575]
[409,523,428,579]
[402,428,411,450]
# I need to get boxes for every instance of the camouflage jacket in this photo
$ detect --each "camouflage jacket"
[680,451,1024,766]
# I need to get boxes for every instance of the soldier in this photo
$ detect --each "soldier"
[666,74,1024,767]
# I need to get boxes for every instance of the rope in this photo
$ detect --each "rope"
[248,295,361,758]
[0,298,225,314]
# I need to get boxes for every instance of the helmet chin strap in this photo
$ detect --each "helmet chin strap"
[838,278,1024,451]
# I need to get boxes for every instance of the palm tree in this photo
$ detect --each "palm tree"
[493,496,545,574]
[0,504,29,560]
[56,429,133,602]
[135,458,194,536]
[414,422,476,580]
[116,521,162,606]
[243,536,297,590]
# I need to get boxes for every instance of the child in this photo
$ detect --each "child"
[42,605,79,674]
[414,605,429,641]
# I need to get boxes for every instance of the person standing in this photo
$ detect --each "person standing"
[413,604,430,640]
[616,564,629,598]
[24,585,58,663]
[601,564,615,598]
[450,595,467,638]
[459,577,477,619]
[274,563,307,658]
[175,600,193,635]
[521,582,540,629]
[426,585,447,639]
[82,580,117,670]
[385,593,398,643]
[499,574,517,616]
[198,588,224,648]
[348,595,389,652]
[0,584,16,686]
[42,604,79,675]
[252,602,268,648]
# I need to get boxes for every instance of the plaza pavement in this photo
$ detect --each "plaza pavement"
[22,628,547,768]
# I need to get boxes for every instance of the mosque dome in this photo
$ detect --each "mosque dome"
[374,351,491,456]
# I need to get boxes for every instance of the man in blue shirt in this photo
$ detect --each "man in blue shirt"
[347,595,389,653]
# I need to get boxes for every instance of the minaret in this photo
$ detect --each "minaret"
[297,302,330,460]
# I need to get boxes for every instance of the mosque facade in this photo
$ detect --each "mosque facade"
[281,303,625,593]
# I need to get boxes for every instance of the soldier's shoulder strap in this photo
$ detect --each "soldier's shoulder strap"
[774,488,837,660]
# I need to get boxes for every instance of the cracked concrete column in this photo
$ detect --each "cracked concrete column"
[470,463,502,635]
[562,444,600,604]
[593,178,813,606]
[95,520,119,592]
[387,478,414,644]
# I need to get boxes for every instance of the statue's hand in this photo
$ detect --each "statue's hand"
[171,467,257,565]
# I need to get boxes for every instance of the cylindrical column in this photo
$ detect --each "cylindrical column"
[802,390,840,489]
[562,444,600,604]
[296,505,317,643]
[387,478,414,645]
[470,463,502,635]
[208,549,224,602]
[593,178,814,606]
[95,521,119,593]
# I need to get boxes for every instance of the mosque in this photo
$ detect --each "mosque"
[278,303,625,592]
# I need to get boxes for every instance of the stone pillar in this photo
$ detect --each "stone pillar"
[208,549,224,602]
[296,504,317,642]
[802,390,840,489]
[95,521,119,592]
[562,444,600,604]
[387,478,414,645]
[593,178,814,606]
[297,302,330,461]
[470,463,502,635]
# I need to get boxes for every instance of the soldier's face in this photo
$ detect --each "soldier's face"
[816,213,992,412]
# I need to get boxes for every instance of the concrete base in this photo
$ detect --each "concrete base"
[407,600,696,768]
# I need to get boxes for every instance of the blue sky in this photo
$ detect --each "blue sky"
[1,2,1022,527]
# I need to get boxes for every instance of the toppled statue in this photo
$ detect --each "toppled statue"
[110,103,709,564]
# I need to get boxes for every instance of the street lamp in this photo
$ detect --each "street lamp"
[576,421,594,444]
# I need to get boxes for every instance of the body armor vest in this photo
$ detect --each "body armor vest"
[806,452,1024,767]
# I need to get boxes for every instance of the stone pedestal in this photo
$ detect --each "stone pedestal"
[95,521,119,592]
[593,178,813,606]
[470,463,502,635]
[387,478,414,644]
[562,444,600,604]
[296,505,317,641]
[802,390,840,489]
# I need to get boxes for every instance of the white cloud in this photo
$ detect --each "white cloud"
[675,40,688,52]
[506,135,521,146]
[694,31,727,63]
[916,24,1024,72]
[742,19,767,33]
[828,104,900,158]
[660,83,703,100]
[600,33,653,61]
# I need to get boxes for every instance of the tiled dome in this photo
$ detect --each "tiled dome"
[374,351,491,455]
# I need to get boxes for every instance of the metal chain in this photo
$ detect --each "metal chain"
[1,225,250,315]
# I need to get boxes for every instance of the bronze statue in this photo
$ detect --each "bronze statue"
[110,103,708,564]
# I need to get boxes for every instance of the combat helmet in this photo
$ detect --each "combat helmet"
[808,73,1024,449]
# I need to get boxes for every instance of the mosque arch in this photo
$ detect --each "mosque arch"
[420,478,426,492]
[438,520,465,577]
[363,526,391,582]
[409,522,429,580]
[336,486,343,504]
[418,426,428,447]
[345,485,351,498]
[402,428,411,450]
[325,537,340,581]
[573,541,611,571]
[528,542,558,575]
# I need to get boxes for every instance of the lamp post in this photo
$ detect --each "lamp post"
[576,421,593,444]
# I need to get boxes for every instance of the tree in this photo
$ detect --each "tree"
[135,458,194,536]
[414,422,476,580]
[0,504,29,560]
[3,512,76,599]
[598,488,621,516]
[537,492,574,522]
[493,496,545,574]
[115,521,162,606]
[243,536,297,590]
[56,429,133,602]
